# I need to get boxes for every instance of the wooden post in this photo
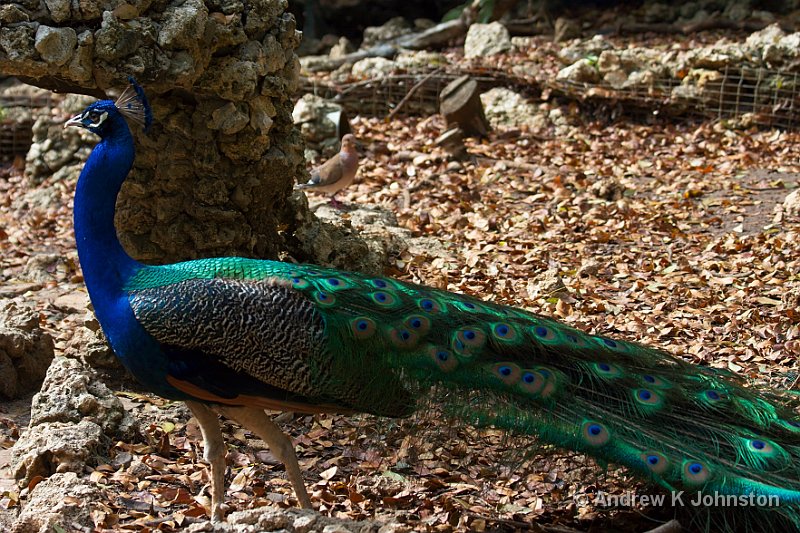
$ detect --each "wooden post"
[439,75,490,138]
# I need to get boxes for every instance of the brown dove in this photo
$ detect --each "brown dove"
[297,134,359,207]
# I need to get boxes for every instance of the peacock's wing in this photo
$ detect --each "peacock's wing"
[126,260,416,416]
[126,257,800,511]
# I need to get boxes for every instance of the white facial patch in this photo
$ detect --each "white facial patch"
[87,111,108,128]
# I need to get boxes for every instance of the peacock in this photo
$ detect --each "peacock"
[66,80,800,531]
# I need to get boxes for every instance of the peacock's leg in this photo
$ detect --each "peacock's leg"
[185,401,227,522]
[220,406,313,509]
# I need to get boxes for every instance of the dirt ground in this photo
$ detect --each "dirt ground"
[1,30,800,533]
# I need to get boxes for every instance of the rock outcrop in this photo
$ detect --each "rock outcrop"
[0,300,54,400]
[11,357,139,485]
[1,0,306,262]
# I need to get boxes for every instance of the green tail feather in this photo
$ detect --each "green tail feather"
[128,256,800,529]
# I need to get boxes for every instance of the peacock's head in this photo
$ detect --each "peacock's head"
[65,100,121,137]
[65,78,152,138]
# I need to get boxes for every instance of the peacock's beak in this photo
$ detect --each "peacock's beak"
[65,114,83,129]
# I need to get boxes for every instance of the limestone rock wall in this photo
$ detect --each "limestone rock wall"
[11,356,139,485]
[0,300,54,400]
[0,0,306,262]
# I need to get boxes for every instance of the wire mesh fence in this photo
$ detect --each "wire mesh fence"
[3,62,797,164]
[705,66,800,128]
[551,65,800,129]
[302,64,800,129]
[0,93,54,162]
[301,67,534,119]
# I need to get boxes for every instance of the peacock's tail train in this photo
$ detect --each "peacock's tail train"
[126,256,800,530]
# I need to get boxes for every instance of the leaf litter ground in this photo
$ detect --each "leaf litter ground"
[1,36,800,533]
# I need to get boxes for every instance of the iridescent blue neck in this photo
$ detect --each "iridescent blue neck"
[73,121,142,318]
[72,113,187,400]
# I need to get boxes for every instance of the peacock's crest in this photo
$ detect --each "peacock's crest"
[114,77,152,132]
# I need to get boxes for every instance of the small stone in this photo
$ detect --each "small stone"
[67,30,94,82]
[167,50,197,84]
[21,253,62,283]
[12,420,105,483]
[724,0,751,22]
[464,22,511,59]
[577,259,601,278]
[209,102,250,134]
[0,300,54,400]
[0,4,30,23]
[329,36,354,59]
[395,50,446,70]
[323,526,353,533]
[111,451,133,468]
[553,17,580,42]
[351,56,396,79]
[43,0,71,23]
[261,34,286,73]
[293,513,318,533]
[52,291,89,312]
[127,460,152,477]
[10,472,102,532]
[783,189,800,216]
[95,11,143,61]
[158,0,208,50]
[292,94,349,150]
[200,57,259,100]
[603,69,628,88]
[480,88,542,129]
[596,50,620,73]
[558,34,612,64]
[112,3,140,20]
[556,58,599,83]
[361,16,412,48]
[249,96,275,135]
[0,25,37,61]
[64,325,119,371]
[527,268,570,301]
[35,26,77,66]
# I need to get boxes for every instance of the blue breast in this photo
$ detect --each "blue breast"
[98,292,190,400]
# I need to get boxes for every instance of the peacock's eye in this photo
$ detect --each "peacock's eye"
[86,110,107,126]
